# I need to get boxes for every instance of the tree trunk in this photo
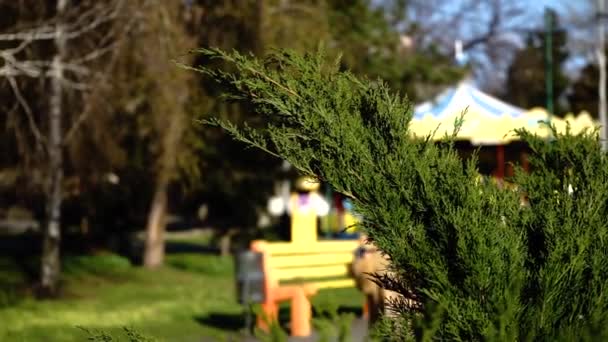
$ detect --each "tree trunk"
[254,0,265,55]
[143,181,168,268]
[40,0,68,296]
[219,228,237,256]
[142,114,182,268]
[141,1,190,269]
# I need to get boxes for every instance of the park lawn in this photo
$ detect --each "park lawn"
[0,253,363,341]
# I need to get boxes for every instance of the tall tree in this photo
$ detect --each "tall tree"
[45,0,68,295]
[326,0,465,102]
[88,0,199,268]
[0,0,133,295]
[503,9,570,114]
[139,1,195,268]
[569,63,602,118]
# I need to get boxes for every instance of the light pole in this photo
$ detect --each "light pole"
[598,0,608,151]
[545,9,554,125]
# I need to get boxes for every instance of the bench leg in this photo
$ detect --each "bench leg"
[290,287,312,337]
[257,301,278,332]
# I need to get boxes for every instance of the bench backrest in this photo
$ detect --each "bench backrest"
[251,240,360,292]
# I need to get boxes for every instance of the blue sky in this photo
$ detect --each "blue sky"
[397,1,593,74]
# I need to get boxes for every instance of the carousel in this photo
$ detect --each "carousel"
[410,80,598,181]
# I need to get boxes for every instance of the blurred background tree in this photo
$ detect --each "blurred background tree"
[0,0,140,295]
[568,61,604,119]
[502,9,571,116]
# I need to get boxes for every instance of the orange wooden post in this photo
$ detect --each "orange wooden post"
[250,240,275,333]
[290,287,312,336]
[521,150,529,173]
[274,285,317,336]
[257,301,278,331]
[496,145,505,180]
[358,234,371,320]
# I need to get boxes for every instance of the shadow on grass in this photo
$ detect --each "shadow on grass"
[196,304,363,334]
[195,312,246,332]
[336,305,363,317]
[165,241,219,255]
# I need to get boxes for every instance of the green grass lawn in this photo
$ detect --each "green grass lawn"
[0,251,363,341]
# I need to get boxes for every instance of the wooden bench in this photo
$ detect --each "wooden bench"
[251,239,361,337]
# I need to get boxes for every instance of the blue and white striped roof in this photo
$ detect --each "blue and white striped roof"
[410,81,598,145]
[414,81,525,120]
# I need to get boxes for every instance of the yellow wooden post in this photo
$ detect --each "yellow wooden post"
[290,193,318,245]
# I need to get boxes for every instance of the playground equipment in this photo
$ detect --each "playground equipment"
[238,177,366,336]
[249,239,359,336]
[410,82,599,181]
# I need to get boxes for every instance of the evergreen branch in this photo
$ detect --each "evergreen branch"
[203,117,281,160]
[187,48,608,339]
[191,48,301,99]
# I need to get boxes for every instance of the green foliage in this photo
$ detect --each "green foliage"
[0,287,20,309]
[77,326,156,342]
[313,298,355,342]
[252,304,289,342]
[0,0,464,254]
[189,48,608,341]
[510,126,608,340]
[182,0,463,230]
[0,257,28,308]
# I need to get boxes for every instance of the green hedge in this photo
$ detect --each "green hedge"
[187,47,608,341]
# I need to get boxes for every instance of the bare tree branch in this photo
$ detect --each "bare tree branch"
[1,0,138,161]
[4,37,33,55]
[0,0,123,42]
[0,60,91,78]
[71,43,117,64]
[463,2,502,50]
[59,77,91,91]
[7,76,47,150]
[63,0,144,145]
[63,111,91,144]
